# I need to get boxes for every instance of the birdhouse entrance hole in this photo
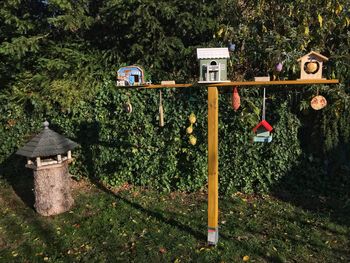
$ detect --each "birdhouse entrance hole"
[132,74,139,83]
[209,61,219,81]
[304,61,320,74]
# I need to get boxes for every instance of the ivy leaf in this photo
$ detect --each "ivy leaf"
[217,27,224,37]
[318,14,323,27]
[335,4,343,15]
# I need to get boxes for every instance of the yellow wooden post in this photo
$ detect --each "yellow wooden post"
[207,86,219,245]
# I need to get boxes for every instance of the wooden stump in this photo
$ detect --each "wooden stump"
[33,161,74,216]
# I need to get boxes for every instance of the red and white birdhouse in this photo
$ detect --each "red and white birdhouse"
[253,120,273,143]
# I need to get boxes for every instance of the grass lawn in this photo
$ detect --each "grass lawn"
[0,175,349,263]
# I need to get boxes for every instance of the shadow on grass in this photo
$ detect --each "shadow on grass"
[76,121,284,261]
[272,143,350,229]
[0,153,35,209]
[76,121,210,241]
[91,176,208,241]
[0,121,208,245]
[0,157,71,259]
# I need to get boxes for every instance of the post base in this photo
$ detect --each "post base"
[208,227,219,245]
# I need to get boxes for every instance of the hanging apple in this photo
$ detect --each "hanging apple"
[189,113,196,124]
[186,125,193,134]
[189,135,197,145]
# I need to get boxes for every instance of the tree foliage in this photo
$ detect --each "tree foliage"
[0,0,349,193]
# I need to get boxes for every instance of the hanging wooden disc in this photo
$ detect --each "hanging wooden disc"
[310,95,327,110]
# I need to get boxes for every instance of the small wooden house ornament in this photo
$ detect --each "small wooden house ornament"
[197,48,230,83]
[297,51,328,80]
[117,65,145,86]
[253,120,273,143]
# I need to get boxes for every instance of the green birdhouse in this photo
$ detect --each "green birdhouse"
[197,48,230,83]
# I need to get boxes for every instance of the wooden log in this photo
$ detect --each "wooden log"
[33,161,74,216]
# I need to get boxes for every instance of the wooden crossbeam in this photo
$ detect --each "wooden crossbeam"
[141,83,193,89]
[133,79,339,89]
[207,79,339,87]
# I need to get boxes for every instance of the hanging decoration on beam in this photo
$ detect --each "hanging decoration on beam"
[186,125,193,134]
[232,86,240,111]
[187,113,197,145]
[275,62,283,72]
[124,94,133,113]
[159,90,165,127]
[253,88,273,143]
[310,87,327,110]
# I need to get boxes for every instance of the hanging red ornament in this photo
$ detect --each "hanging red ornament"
[232,86,240,111]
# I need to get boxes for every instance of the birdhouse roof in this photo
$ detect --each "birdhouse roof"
[16,122,78,158]
[252,120,273,133]
[297,51,328,62]
[117,65,144,75]
[197,48,230,59]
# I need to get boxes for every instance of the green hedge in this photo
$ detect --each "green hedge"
[0,80,305,194]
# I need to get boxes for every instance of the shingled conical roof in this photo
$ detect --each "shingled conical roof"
[16,121,78,158]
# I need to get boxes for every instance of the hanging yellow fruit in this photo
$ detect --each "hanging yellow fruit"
[189,135,197,145]
[189,113,196,124]
[186,125,193,134]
